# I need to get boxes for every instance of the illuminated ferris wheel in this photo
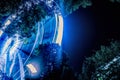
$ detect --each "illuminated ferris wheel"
[0,0,64,79]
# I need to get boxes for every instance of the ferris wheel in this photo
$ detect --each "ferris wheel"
[0,0,64,79]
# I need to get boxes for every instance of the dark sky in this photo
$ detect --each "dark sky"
[62,0,120,72]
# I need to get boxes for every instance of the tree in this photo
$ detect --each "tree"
[26,43,77,80]
[79,41,120,80]
[0,0,93,38]
[61,0,92,16]
[110,0,120,3]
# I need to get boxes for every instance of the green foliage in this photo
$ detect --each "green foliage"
[0,0,22,16]
[30,43,77,80]
[63,0,92,16]
[98,77,103,80]
[86,41,120,68]
[110,0,120,3]
[33,43,61,56]
[17,5,47,38]
[92,55,120,80]
[0,0,22,28]
[0,0,93,37]
[2,2,47,38]
[79,41,120,80]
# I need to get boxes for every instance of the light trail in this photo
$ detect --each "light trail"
[39,22,44,44]
[0,30,3,37]
[9,34,20,60]
[56,15,63,45]
[26,64,37,73]
[23,22,40,65]
[0,0,64,79]
[18,53,25,80]
[9,52,17,77]
[1,38,12,55]
[52,14,58,43]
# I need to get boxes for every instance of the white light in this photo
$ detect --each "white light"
[1,38,12,55]
[0,30,3,37]
[46,0,53,7]
[56,15,63,45]
[0,57,5,72]
[9,34,20,60]
[18,53,25,80]
[23,22,40,66]
[26,64,37,73]
[12,15,16,19]
[3,53,7,73]
[52,14,58,43]
[2,20,11,30]
[5,20,11,26]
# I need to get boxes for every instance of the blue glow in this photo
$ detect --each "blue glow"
[26,57,42,79]
[0,0,64,79]
[26,64,37,73]
[1,38,12,56]
[9,34,20,59]
[17,53,25,80]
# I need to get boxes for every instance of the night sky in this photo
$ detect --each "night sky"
[62,0,120,72]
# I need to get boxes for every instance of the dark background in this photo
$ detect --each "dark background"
[62,0,120,72]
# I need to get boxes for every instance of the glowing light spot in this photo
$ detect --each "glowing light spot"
[26,64,37,73]
[56,15,63,45]
[5,20,11,26]
[0,30,3,37]
[12,15,16,19]
[2,20,11,30]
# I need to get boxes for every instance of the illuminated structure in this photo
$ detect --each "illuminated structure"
[0,0,64,79]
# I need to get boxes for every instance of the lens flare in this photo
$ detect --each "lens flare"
[26,64,37,73]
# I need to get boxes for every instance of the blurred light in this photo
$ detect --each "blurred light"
[9,34,20,60]
[5,20,11,26]
[26,64,37,73]
[2,20,11,30]
[1,38,12,55]
[12,15,16,19]
[25,57,42,79]
[0,30,3,37]
[56,15,63,45]
[52,14,58,43]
